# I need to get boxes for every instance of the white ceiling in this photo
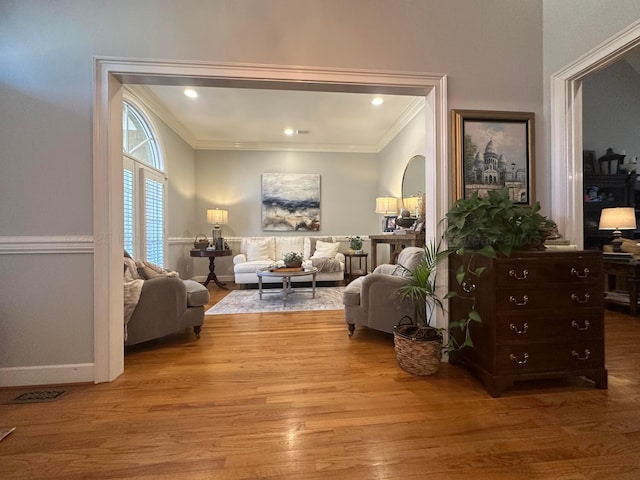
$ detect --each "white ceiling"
[128,84,424,153]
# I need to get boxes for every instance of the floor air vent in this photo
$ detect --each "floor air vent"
[8,389,67,404]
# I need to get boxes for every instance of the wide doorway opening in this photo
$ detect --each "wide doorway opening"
[94,60,448,382]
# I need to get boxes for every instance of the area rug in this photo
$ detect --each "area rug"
[205,287,345,314]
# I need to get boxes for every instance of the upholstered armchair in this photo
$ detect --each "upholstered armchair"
[342,246,425,336]
[124,252,210,345]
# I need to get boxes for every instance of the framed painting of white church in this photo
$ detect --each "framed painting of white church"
[452,110,535,205]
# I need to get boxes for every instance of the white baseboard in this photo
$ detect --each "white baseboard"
[0,363,95,387]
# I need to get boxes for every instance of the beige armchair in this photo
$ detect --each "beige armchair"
[342,246,425,336]
[124,252,210,345]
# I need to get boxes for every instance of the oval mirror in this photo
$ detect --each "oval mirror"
[401,154,425,212]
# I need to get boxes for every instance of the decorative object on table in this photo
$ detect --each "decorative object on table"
[398,195,424,229]
[207,208,228,249]
[261,173,320,231]
[598,147,625,174]
[384,215,398,232]
[451,110,535,205]
[193,234,209,250]
[395,241,448,376]
[283,251,303,268]
[347,235,363,253]
[396,208,416,229]
[599,207,637,252]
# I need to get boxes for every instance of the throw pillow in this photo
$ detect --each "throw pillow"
[135,260,177,279]
[395,247,425,277]
[311,240,340,259]
[124,257,141,281]
[246,238,272,261]
[305,236,332,259]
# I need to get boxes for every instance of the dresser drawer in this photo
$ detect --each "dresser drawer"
[496,257,602,287]
[495,284,603,311]
[495,341,604,375]
[496,310,603,344]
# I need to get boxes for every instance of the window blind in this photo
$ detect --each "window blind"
[144,176,164,266]
[123,167,134,256]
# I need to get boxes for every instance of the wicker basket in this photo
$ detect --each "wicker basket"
[394,321,442,376]
[193,234,209,250]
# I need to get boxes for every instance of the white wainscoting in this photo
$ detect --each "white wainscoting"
[0,235,94,254]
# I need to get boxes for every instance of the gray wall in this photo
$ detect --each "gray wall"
[583,60,640,164]
[542,0,640,210]
[0,0,555,383]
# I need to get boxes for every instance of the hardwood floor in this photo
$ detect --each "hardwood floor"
[2,284,640,479]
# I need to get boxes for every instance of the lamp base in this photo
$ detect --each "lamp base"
[611,230,623,252]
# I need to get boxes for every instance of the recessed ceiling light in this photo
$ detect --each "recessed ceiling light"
[284,128,294,136]
[184,88,198,98]
[372,97,384,106]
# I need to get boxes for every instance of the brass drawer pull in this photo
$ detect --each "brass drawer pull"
[571,319,591,331]
[571,293,590,304]
[571,267,590,279]
[509,269,529,280]
[509,322,529,334]
[572,349,591,361]
[509,353,529,365]
[509,295,529,306]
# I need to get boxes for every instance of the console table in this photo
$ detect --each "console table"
[602,256,640,315]
[369,232,425,268]
[190,248,232,289]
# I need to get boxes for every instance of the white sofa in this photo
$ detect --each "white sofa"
[233,236,345,285]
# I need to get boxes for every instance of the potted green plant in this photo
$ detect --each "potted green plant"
[395,241,449,375]
[347,235,363,253]
[283,251,303,268]
[443,188,556,350]
[444,188,556,256]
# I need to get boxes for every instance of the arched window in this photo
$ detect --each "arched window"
[122,99,167,266]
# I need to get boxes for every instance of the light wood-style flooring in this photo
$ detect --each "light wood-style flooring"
[2,284,640,479]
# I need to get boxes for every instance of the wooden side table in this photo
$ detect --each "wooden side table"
[602,256,640,315]
[369,233,425,268]
[344,252,368,284]
[190,248,232,289]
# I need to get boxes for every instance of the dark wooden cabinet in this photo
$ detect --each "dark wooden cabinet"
[584,173,636,249]
[448,250,607,397]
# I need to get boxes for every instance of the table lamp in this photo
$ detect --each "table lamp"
[403,196,421,218]
[207,208,228,249]
[599,207,636,252]
[375,197,398,232]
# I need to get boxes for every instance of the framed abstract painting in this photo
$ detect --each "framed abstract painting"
[261,173,321,231]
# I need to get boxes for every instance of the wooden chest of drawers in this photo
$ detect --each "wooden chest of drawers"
[448,250,607,397]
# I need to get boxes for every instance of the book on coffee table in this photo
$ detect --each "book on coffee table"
[273,267,303,272]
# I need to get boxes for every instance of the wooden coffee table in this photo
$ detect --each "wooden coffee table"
[256,266,318,305]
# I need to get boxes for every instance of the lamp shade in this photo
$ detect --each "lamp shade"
[207,208,228,226]
[375,197,398,215]
[598,207,636,231]
[403,196,421,214]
